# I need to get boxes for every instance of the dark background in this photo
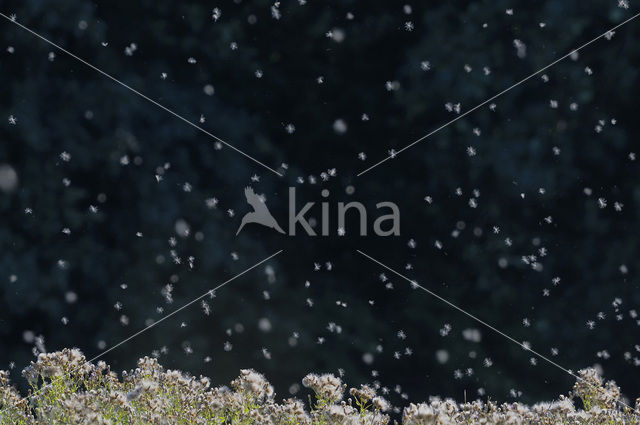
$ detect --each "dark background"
[1,0,639,411]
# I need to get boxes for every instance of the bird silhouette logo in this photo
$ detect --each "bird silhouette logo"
[236,187,285,235]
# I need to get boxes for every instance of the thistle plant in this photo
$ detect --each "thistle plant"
[1,349,639,424]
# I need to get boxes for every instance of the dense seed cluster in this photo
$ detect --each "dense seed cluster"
[1,349,639,424]
[2,1,640,422]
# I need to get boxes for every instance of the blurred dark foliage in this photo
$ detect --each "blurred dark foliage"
[1,0,639,409]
